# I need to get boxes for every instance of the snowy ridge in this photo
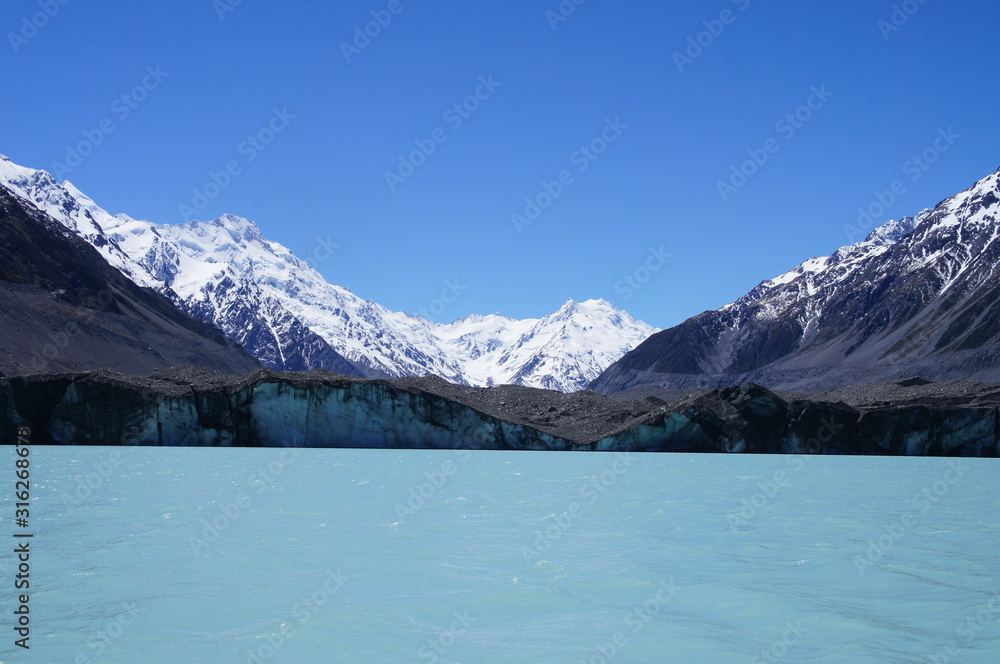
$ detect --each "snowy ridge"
[593,164,1000,393]
[0,155,656,391]
[734,167,1000,341]
[720,206,934,316]
[0,155,162,289]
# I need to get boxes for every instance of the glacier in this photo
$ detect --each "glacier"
[3,367,997,454]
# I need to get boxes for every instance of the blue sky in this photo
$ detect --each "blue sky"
[2,0,998,328]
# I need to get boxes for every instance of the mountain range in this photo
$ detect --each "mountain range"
[4,153,999,398]
[0,155,656,392]
[2,149,1000,458]
[592,166,1000,394]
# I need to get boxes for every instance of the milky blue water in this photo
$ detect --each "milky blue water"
[2,447,998,663]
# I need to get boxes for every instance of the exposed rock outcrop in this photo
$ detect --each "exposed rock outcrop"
[3,368,997,455]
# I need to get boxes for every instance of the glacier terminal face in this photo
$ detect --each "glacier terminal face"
[2,368,997,455]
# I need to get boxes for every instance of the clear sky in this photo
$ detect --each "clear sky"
[2,0,998,329]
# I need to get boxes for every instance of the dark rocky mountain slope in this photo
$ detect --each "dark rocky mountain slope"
[592,167,1000,394]
[0,185,261,375]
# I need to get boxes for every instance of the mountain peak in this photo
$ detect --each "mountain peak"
[216,212,254,226]
[553,298,581,317]
[863,212,925,246]
[559,298,617,314]
[182,214,265,246]
[61,180,98,208]
[217,213,263,238]
[0,154,38,185]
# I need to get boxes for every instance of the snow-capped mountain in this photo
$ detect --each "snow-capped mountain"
[438,298,654,391]
[592,166,1000,394]
[0,155,656,391]
[0,156,160,290]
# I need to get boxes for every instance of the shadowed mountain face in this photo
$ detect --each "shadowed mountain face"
[592,167,1000,394]
[0,185,261,376]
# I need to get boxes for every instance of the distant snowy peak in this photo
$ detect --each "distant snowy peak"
[512,298,657,391]
[0,154,655,391]
[551,297,613,320]
[440,298,657,392]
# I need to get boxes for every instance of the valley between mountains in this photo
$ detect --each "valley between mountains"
[2,154,999,452]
